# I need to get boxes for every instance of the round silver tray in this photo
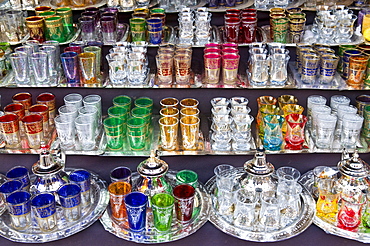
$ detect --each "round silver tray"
[99,170,211,244]
[0,174,7,216]
[204,167,315,242]
[48,0,106,11]
[300,170,370,243]
[0,167,109,243]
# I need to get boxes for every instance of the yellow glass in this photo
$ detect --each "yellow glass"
[78,52,97,86]
[180,116,200,150]
[278,95,298,111]
[180,108,200,118]
[180,98,199,109]
[281,104,304,134]
[257,96,277,127]
[363,14,370,34]
[108,181,132,222]
[160,107,179,118]
[160,97,179,108]
[159,116,179,151]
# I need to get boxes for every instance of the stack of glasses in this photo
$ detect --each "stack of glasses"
[0,10,28,43]
[60,44,103,87]
[156,44,192,86]
[177,7,211,45]
[256,95,307,151]
[9,40,60,86]
[0,92,55,149]
[224,8,257,44]
[79,7,121,44]
[104,95,153,151]
[106,42,148,86]
[312,5,357,44]
[248,43,290,86]
[269,7,306,43]
[295,44,339,85]
[203,43,240,86]
[210,97,253,152]
[55,93,102,151]
[307,94,363,150]
[159,97,201,151]
[129,8,166,45]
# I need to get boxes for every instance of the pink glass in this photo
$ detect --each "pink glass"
[285,113,307,150]
[222,54,240,85]
[241,17,257,43]
[222,43,238,49]
[204,53,221,84]
[222,48,239,55]
[224,17,241,43]
[204,48,221,54]
[205,43,221,49]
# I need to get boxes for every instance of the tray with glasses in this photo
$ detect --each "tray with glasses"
[0,167,109,243]
[48,0,107,10]
[100,170,211,243]
[204,165,315,242]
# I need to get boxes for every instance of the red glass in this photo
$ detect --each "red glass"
[29,104,49,123]
[4,103,25,119]
[224,18,241,43]
[241,12,257,19]
[205,43,221,49]
[222,42,238,49]
[36,92,56,110]
[12,92,32,111]
[173,184,195,223]
[224,13,239,20]
[226,8,241,15]
[22,114,43,134]
[243,8,257,13]
[204,48,221,54]
[284,113,307,150]
[222,48,239,55]
[64,46,82,54]
[0,114,19,133]
[337,199,363,232]
[241,17,257,43]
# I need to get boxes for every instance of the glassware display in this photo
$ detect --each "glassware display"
[100,152,211,243]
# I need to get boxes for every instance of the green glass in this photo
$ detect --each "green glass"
[362,105,370,138]
[44,16,66,42]
[84,46,102,76]
[131,107,151,124]
[150,8,165,14]
[272,18,288,43]
[113,95,132,112]
[176,170,198,188]
[127,117,147,135]
[108,106,129,122]
[39,11,56,17]
[129,18,146,42]
[361,204,370,233]
[151,193,174,232]
[134,97,153,113]
[127,130,147,150]
[56,7,74,35]
[103,117,124,150]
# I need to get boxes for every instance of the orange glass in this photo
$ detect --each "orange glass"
[108,181,132,222]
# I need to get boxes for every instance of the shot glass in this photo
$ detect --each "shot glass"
[127,117,147,150]
[54,114,76,150]
[330,95,350,115]
[83,95,102,124]
[9,52,30,86]
[259,196,280,232]
[108,181,132,222]
[134,97,153,113]
[176,169,198,188]
[263,114,284,151]
[12,92,32,112]
[159,116,178,151]
[64,93,83,110]
[160,107,179,118]
[110,167,132,184]
[0,113,21,148]
[58,105,78,123]
[318,55,339,84]
[180,98,199,109]
[204,53,221,84]
[0,180,23,205]
[151,193,174,232]
[180,108,200,118]
[348,55,369,88]
[31,193,57,232]
[30,52,49,85]
[108,106,129,124]
[174,54,192,85]
[284,114,307,150]
[100,16,117,43]
[124,192,148,231]
[129,18,147,42]
[78,52,97,86]
[180,116,200,151]
[57,183,82,222]
[156,54,173,85]
[301,54,320,84]
[79,16,95,42]
[173,184,195,224]
[103,117,124,150]
[21,114,43,149]
[6,191,32,230]
[69,170,91,207]
[233,189,258,228]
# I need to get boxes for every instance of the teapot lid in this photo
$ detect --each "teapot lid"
[32,143,64,175]
[244,147,274,176]
[137,150,169,177]
[338,150,370,178]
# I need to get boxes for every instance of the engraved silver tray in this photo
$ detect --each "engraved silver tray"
[205,167,316,242]
[299,169,370,243]
[208,0,253,12]
[0,167,109,243]
[99,170,211,243]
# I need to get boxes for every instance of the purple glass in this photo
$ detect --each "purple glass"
[64,46,82,54]
[79,16,96,42]
[60,52,80,84]
[103,7,119,14]
[208,0,218,8]
[101,16,117,43]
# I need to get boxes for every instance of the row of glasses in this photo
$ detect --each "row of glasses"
[210,96,253,152]
[159,97,201,151]
[10,40,60,86]
[103,95,153,151]
[223,8,257,44]
[0,10,28,43]
[296,44,339,85]
[107,42,148,86]
[313,5,357,44]
[156,43,192,87]
[55,93,102,151]
[248,43,290,86]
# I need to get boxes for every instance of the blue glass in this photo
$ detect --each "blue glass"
[69,170,91,207]
[60,52,80,84]
[148,30,162,45]
[31,193,57,231]
[208,0,218,8]
[343,50,362,63]
[263,114,284,151]
[57,184,82,221]
[225,0,236,7]
[124,192,148,231]
[0,180,23,197]
[6,191,32,230]
[6,166,30,190]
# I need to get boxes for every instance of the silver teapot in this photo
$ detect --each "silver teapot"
[135,150,172,197]
[240,147,277,196]
[31,143,68,194]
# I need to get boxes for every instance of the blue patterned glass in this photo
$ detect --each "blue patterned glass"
[31,193,57,231]
[6,166,30,190]
[57,184,82,221]
[0,180,23,197]
[6,191,32,230]
[69,170,91,207]
[124,192,148,231]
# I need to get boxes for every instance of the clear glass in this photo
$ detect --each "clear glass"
[315,114,337,149]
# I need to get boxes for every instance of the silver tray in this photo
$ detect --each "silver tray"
[205,167,316,242]
[100,170,211,244]
[254,0,304,11]
[47,0,106,11]
[58,72,107,88]
[299,169,370,243]
[102,115,160,157]
[208,0,253,12]
[105,68,153,88]
[0,125,57,154]
[245,67,296,89]
[50,125,107,155]
[118,0,158,12]
[0,167,109,243]
[2,70,62,88]
[160,0,206,13]
[0,174,7,217]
